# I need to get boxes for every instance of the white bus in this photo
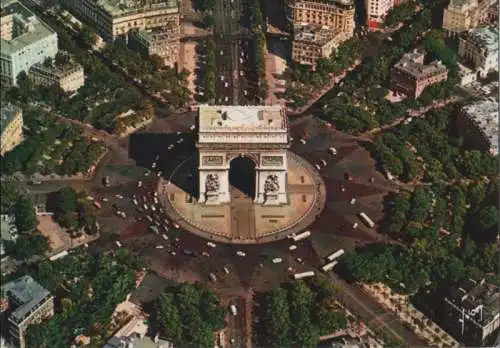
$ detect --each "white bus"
[321,261,338,272]
[293,271,315,280]
[290,230,311,242]
[359,212,375,228]
[49,250,68,261]
[326,249,345,262]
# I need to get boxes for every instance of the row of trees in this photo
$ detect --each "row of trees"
[153,283,225,347]
[249,0,268,102]
[371,105,498,183]
[199,40,217,103]
[1,107,106,176]
[48,187,99,235]
[0,181,49,260]
[280,37,363,109]
[343,179,499,293]
[384,1,418,27]
[256,278,348,348]
[319,7,462,133]
[25,250,143,347]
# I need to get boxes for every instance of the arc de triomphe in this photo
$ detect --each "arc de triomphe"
[196,105,289,205]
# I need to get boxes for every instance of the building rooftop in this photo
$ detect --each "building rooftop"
[294,0,354,8]
[393,51,448,78]
[447,278,500,326]
[294,24,342,46]
[198,105,288,133]
[130,26,180,44]
[30,60,83,78]
[463,26,499,53]
[0,0,56,56]
[0,104,21,136]
[1,275,52,323]
[461,100,499,153]
[96,0,178,17]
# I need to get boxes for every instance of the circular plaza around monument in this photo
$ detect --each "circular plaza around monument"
[159,151,326,244]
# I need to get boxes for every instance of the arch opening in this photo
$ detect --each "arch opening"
[229,156,256,199]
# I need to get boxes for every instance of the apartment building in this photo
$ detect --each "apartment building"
[389,50,448,99]
[0,0,58,87]
[292,24,343,66]
[458,26,498,77]
[128,25,180,67]
[365,0,394,28]
[456,100,498,155]
[442,0,497,35]
[29,59,85,92]
[1,276,55,348]
[288,0,355,40]
[0,104,23,156]
[444,278,500,345]
[62,0,179,41]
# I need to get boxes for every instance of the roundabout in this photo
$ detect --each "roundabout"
[159,151,326,244]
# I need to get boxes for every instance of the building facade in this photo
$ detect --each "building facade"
[442,0,497,35]
[29,60,85,92]
[456,100,498,155]
[0,0,58,87]
[458,26,498,77]
[197,106,290,205]
[62,0,179,41]
[1,104,23,156]
[365,0,394,28]
[1,276,55,348]
[288,0,355,40]
[389,50,448,99]
[128,26,180,67]
[444,278,500,345]
[292,24,342,66]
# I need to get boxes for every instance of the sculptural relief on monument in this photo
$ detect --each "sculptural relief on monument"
[205,174,220,192]
[261,156,284,167]
[202,156,224,166]
[264,174,280,193]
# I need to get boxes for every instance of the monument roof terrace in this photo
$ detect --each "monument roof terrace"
[198,106,288,133]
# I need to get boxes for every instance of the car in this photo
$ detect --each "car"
[155,155,160,161]
[345,173,354,182]
[163,225,169,231]
[207,242,217,248]
[300,139,307,144]
[202,251,210,257]
[220,50,224,56]
[137,181,143,187]
[115,241,122,248]
[144,171,150,177]
[84,243,89,248]
[320,159,327,166]
[350,198,356,205]
[296,258,304,264]
[353,222,359,229]
[289,245,297,251]
[236,251,246,257]
[223,266,230,274]
[224,82,229,88]
[154,191,159,197]
[153,197,159,204]
[102,198,109,202]
[151,205,156,212]
[173,223,179,229]
[162,234,168,240]
[143,204,149,211]
[220,75,225,81]
[189,125,195,131]
[210,273,217,282]
[156,171,162,177]
[340,185,346,192]
[177,138,184,144]
[272,258,283,263]
[115,194,124,199]
[168,144,174,150]
[152,162,157,169]
[230,305,237,316]
[171,251,177,256]
[156,245,164,249]
[146,215,153,222]
[315,164,321,170]
[183,249,195,256]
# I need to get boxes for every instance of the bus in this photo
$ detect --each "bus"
[359,212,375,228]
[293,271,315,280]
[326,249,345,262]
[290,230,311,242]
[321,261,338,272]
[49,250,68,261]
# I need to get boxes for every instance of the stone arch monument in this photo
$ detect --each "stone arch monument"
[196,105,289,205]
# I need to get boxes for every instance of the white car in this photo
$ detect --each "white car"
[173,223,180,229]
[144,171,150,177]
[230,305,237,316]
[137,181,143,187]
[143,204,149,211]
[272,258,283,264]
[223,266,230,274]
[154,191,159,197]
[315,164,321,170]
[162,234,168,240]
[320,159,327,166]
[289,245,297,251]
[132,199,138,205]
[300,139,307,144]
[189,125,195,131]
[236,251,246,257]
[177,138,184,144]
[156,245,164,249]
[350,198,356,205]
[102,198,109,202]
[153,197,159,204]
[202,251,210,257]
[156,171,162,177]
[146,216,153,222]
[224,82,229,88]
[115,241,122,248]
[115,194,124,199]
[207,242,217,248]
[353,222,359,229]
[168,144,174,150]
[151,205,156,212]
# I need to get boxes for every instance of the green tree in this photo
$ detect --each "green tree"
[155,293,182,343]
[14,195,37,231]
[264,287,291,348]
